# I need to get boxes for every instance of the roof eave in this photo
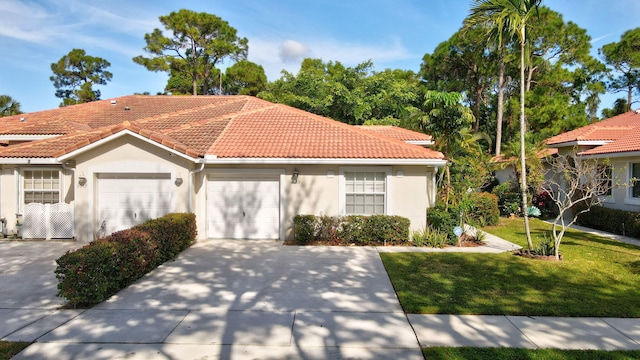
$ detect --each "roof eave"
[579,150,640,159]
[547,140,611,148]
[406,140,435,146]
[0,158,60,165]
[203,156,447,166]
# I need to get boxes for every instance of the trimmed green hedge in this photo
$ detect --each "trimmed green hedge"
[292,214,410,246]
[55,213,197,307]
[576,205,640,239]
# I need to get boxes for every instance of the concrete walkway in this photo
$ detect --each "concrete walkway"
[2,230,639,359]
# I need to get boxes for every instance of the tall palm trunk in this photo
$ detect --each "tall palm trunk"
[519,27,533,251]
[495,41,505,156]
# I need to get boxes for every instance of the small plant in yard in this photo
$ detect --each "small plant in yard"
[531,234,555,257]
[411,226,450,248]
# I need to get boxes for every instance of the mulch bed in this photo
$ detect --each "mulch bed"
[513,249,563,261]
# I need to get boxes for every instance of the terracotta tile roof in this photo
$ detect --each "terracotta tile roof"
[0,95,445,161]
[580,127,640,156]
[208,105,443,159]
[546,110,640,156]
[546,111,640,145]
[356,125,433,142]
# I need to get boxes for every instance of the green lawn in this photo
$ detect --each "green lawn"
[423,347,640,360]
[0,342,29,360]
[381,218,640,317]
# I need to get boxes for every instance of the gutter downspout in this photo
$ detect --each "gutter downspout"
[188,160,205,213]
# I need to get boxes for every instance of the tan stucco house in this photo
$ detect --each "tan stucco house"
[0,95,446,242]
[545,110,640,213]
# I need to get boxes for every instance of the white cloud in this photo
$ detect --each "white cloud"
[0,0,59,42]
[279,40,310,63]
[249,36,411,81]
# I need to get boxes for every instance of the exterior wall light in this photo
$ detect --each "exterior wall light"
[175,176,183,186]
[78,176,87,186]
[291,168,299,184]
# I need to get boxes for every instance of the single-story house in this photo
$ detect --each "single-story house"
[0,95,446,242]
[545,110,640,213]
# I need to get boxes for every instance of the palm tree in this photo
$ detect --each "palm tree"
[409,90,475,209]
[467,0,542,251]
[0,95,22,117]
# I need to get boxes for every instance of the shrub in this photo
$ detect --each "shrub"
[293,215,316,244]
[316,215,340,243]
[492,182,521,216]
[339,215,366,244]
[426,205,460,243]
[576,205,640,239]
[134,213,197,262]
[360,215,410,246]
[291,214,410,246]
[466,192,500,226]
[55,213,197,307]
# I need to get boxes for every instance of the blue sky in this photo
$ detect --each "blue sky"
[1,0,638,113]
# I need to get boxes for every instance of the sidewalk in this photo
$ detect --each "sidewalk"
[4,231,640,359]
[564,223,640,248]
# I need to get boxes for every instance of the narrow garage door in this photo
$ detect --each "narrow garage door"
[97,174,173,235]
[206,175,280,239]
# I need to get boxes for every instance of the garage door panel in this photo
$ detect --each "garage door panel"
[207,176,280,239]
[97,174,173,236]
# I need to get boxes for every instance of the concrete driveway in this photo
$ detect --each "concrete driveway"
[0,241,80,310]
[11,240,424,359]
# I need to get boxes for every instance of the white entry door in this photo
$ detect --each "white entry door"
[97,174,173,235]
[207,176,280,239]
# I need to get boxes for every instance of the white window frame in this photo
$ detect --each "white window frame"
[597,164,614,203]
[20,168,62,211]
[339,166,391,216]
[625,162,640,205]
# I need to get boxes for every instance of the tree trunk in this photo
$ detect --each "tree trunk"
[628,84,633,112]
[495,42,505,157]
[519,30,533,251]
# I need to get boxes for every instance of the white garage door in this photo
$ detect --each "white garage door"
[97,174,173,235]
[207,175,280,239]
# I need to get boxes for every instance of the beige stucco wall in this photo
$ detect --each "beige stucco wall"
[71,134,192,242]
[193,164,436,241]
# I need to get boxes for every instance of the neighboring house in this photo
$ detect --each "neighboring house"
[491,148,558,186]
[545,110,640,213]
[0,95,446,242]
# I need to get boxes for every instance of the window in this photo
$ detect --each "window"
[345,171,386,215]
[23,170,60,204]
[597,165,612,196]
[631,163,640,198]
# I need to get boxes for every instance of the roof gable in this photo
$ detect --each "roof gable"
[546,110,640,157]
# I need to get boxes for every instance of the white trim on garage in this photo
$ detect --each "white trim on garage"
[96,173,173,236]
[200,168,286,241]
[86,161,178,241]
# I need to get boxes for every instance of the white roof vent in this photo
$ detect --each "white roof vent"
[110,100,117,105]
[635,108,640,114]
[20,117,25,122]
